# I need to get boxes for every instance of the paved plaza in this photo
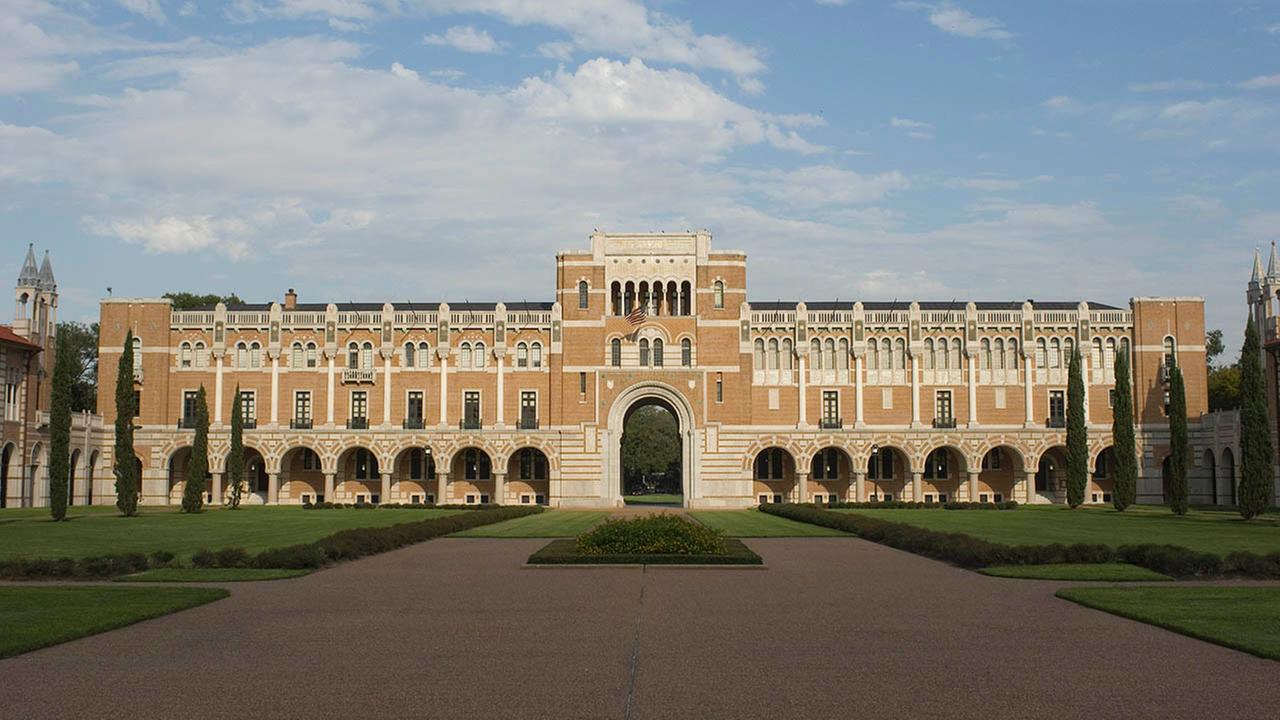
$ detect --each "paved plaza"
[4,537,1278,719]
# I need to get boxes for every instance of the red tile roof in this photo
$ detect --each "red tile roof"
[0,325,42,352]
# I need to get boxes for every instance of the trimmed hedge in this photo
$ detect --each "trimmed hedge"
[302,501,507,510]
[577,514,725,555]
[822,500,1019,511]
[0,506,544,579]
[529,537,762,565]
[760,503,1280,579]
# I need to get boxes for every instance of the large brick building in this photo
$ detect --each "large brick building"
[66,231,1236,510]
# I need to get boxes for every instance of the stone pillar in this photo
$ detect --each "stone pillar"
[1023,470,1037,503]
[267,472,279,505]
[493,471,506,505]
[967,471,979,503]
[270,355,280,426]
[437,471,448,505]
[326,354,336,425]
[910,354,921,427]
[854,355,865,427]
[324,472,335,502]
[796,471,809,504]
[1023,353,1035,427]
[967,353,978,427]
[439,356,449,427]
[210,472,222,506]
[214,354,224,425]
[912,471,923,502]
[496,353,505,428]
[383,355,393,427]
[853,471,866,503]
[1082,348,1092,426]
[380,472,391,504]
[797,355,808,428]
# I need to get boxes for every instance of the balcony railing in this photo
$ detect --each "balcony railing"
[341,368,376,384]
[177,417,197,429]
[243,419,257,430]
[460,418,482,430]
[1046,416,1066,429]
[932,417,957,429]
[818,417,843,430]
[518,417,540,430]
[347,417,369,430]
[403,417,425,430]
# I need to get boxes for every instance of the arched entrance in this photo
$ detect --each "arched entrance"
[605,382,696,508]
[1035,446,1068,503]
[0,443,11,508]
[507,447,549,506]
[1221,448,1236,506]
[621,398,682,506]
[69,449,80,506]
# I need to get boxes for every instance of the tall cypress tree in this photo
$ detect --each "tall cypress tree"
[226,385,245,509]
[1065,349,1088,508]
[1238,321,1273,519]
[1167,364,1189,515]
[1111,350,1138,511]
[48,337,74,521]
[114,331,140,517]
[181,386,209,513]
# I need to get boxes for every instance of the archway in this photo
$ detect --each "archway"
[1035,446,1068,503]
[810,447,852,503]
[280,446,325,504]
[393,446,436,504]
[1221,448,1236,506]
[605,382,696,507]
[621,398,682,506]
[1090,447,1117,504]
[866,445,908,502]
[0,443,11,508]
[978,446,1022,503]
[335,446,380,503]
[86,451,98,505]
[1203,449,1216,505]
[30,442,43,506]
[508,447,549,506]
[449,447,492,505]
[921,446,966,503]
[69,449,80,506]
[167,447,193,505]
[753,447,796,503]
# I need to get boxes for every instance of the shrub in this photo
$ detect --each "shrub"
[213,547,250,568]
[576,514,726,556]
[821,500,1017,511]
[150,550,177,568]
[250,544,328,570]
[191,549,217,568]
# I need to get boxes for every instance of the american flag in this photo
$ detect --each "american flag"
[625,304,647,326]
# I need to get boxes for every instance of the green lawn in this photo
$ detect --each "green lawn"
[0,506,462,561]
[980,563,1171,581]
[624,494,684,506]
[691,510,850,537]
[836,505,1280,556]
[0,586,229,658]
[1057,586,1280,661]
[117,568,312,582]
[450,511,609,537]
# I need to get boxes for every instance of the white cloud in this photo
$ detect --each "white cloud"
[328,17,362,32]
[814,0,851,5]
[1268,23,1280,35]
[1041,95,1078,111]
[898,3,1013,40]
[890,116,933,140]
[1127,79,1214,93]
[946,175,1051,192]
[424,25,503,53]
[743,166,910,208]
[89,216,250,260]
[1239,74,1280,90]
[115,0,166,22]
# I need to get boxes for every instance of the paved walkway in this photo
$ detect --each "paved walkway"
[4,538,1278,719]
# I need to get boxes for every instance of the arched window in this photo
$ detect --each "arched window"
[923,448,950,480]
[460,342,472,369]
[610,338,622,367]
[754,338,765,369]
[754,448,787,480]
[1050,338,1062,369]
[473,342,486,369]
[404,342,415,367]
[463,448,491,480]
[952,338,962,367]
[666,283,678,316]
[812,448,841,480]
[531,342,542,368]
[652,338,664,367]
[1104,338,1116,371]
[1008,338,1019,369]
[347,342,359,368]
[132,336,142,374]
[417,342,430,368]
[713,281,724,309]
[292,342,303,368]
[680,280,692,315]
[578,280,589,309]
[993,338,1004,369]
[195,342,208,368]
[360,342,372,370]
[238,342,250,369]
[1163,336,1176,368]
[838,338,849,368]
[250,342,262,369]
[880,338,892,370]
[516,342,528,368]
[1064,337,1075,366]
[1035,338,1047,369]
[979,338,991,370]
[824,338,836,370]
[306,342,317,368]
[867,339,879,369]
[611,281,622,316]
[1092,338,1103,369]
[180,342,192,368]
[768,338,779,370]
[781,338,793,370]
[894,339,906,370]
[681,338,692,367]
[939,338,950,370]
[924,338,935,370]
[810,339,822,369]
[639,339,650,367]
[1120,337,1130,364]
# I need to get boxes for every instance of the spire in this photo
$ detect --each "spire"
[1251,247,1264,286]
[37,250,55,291]
[1268,241,1279,280]
[17,243,39,287]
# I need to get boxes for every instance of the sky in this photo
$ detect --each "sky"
[3,1,1278,356]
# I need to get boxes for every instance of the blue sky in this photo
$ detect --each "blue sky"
[3,1,1278,355]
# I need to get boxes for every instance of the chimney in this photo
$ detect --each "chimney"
[284,288,297,310]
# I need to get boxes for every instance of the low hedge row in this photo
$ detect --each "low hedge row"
[0,506,543,579]
[577,514,725,556]
[823,500,1020,511]
[529,537,762,565]
[760,503,1280,579]
[302,501,504,510]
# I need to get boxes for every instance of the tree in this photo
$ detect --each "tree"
[181,386,209,513]
[48,337,75,521]
[114,331,140,516]
[226,385,246,509]
[1111,349,1138,511]
[1208,366,1242,412]
[1167,364,1189,515]
[620,405,680,493]
[1065,349,1088,508]
[1205,329,1225,367]
[1238,321,1273,519]
[163,292,244,310]
[56,321,99,413]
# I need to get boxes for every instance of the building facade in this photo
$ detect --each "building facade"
[74,231,1235,510]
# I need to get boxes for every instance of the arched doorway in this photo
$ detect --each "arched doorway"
[1222,448,1236,506]
[1204,450,1217,505]
[86,451,98,505]
[508,447,549,506]
[810,447,852,503]
[605,382,696,507]
[978,446,1022,503]
[69,449,80,506]
[449,447,492,505]
[921,446,966,503]
[1035,446,1068,503]
[753,447,796,503]
[167,447,193,505]
[0,443,11,509]
[621,399,682,506]
[30,442,43,506]
[866,445,908,502]
[335,446,380,503]
[1091,447,1117,504]
[280,446,324,504]
[393,446,437,504]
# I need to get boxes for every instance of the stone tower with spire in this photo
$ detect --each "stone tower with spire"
[13,243,58,410]
[1246,243,1280,350]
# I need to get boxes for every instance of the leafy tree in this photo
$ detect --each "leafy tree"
[48,337,74,521]
[1167,364,1189,515]
[114,331,140,516]
[226,385,246,509]
[1205,328,1225,366]
[621,405,680,493]
[1208,366,1242,412]
[1238,321,1273,519]
[181,386,209,513]
[163,292,244,310]
[56,321,99,413]
[1065,350,1088,508]
[1111,349,1138,511]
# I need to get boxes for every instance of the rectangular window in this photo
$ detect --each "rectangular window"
[351,391,368,419]
[464,390,481,428]
[182,390,198,423]
[520,391,537,429]
[1108,389,1117,408]
[133,390,141,418]
[302,448,319,470]
[1048,390,1065,425]
[295,391,312,423]
[716,373,724,403]
[239,390,256,424]
[935,390,953,425]
[821,390,838,426]
[407,391,424,421]
[579,372,587,397]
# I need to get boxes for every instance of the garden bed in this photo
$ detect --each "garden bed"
[527,537,762,565]
[527,514,762,565]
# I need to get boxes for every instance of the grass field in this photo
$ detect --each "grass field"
[980,563,1171,581]
[117,568,312,582]
[0,586,228,658]
[0,506,462,560]
[450,511,609,537]
[624,494,684,506]
[835,505,1280,556]
[1056,586,1280,660]
[691,510,850,537]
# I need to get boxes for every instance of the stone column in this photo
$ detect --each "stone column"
[1023,470,1037,503]
[796,471,809,503]
[267,472,279,505]
[210,472,222,506]
[1082,348,1092,426]
[438,356,449,427]
[967,471,979,503]
[910,354,921,427]
[493,471,506,505]
[323,472,335,502]
[496,353,505,428]
[214,354,224,425]
[270,355,280,426]
[854,355,865,427]
[326,354,336,425]
[967,352,978,427]
[1023,352,1035,427]
[797,355,808,428]
[912,471,923,502]
[383,355,393,427]
[380,472,391,504]
[436,471,448,505]
[853,471,866,502]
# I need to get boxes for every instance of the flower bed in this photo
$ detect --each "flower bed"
[527,514,762,565]
[528,537,762,565]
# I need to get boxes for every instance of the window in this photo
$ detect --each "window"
[781,339,793,370]
[239,390,256,424]
[133,390,141,418]
[361,342,373,370]
[249,342,261,369]
[1049,338,1062,369]
[531,342,542,368]
[713,280,724,309]
[639,339,650,366]
[347,343,359,368]
[1092,338,1103,370]
[182,390,198,423]
[681,338,692,367]
[812,448,841,480]
[195,342,208,368]
[979,338,990,370]
[576,280,590,310]
[180,342,192,368]
[935,390,953,424]
[351,391,368,420]
[610,338,622,367]
[463,448,490,480]
[353,448,378,480]
[754,339,764,369]
[768,338,779,370]
[291,343,303,368]
[1048,390,1065,425]
[132,336,142,374]
[294,391,312,424]
[754,448,787,480]
[404,342,416,367]
[473,342,486,369]
[715,372,723,403]
[1163,336,1177,369]
[993,338,1005,369]
[923,448,949,480]
[306,342,317,368]
[463,391,481,428]
[460,342,472,369]
[517,448,547,480]
[406,391,424,424]
[579,372,587,397]
[416,342,429,368]
[516,342,528,368]
[821,390,839,427]
[811,338,822,369]
[894,338,906,369]
[652,338,663,367]
[301,448,319,470]
[1008,338,1019,369]
[981,449,1002,470]
[520,391,537,429]
[1035,338,1047,369]
[867,448,894,480]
